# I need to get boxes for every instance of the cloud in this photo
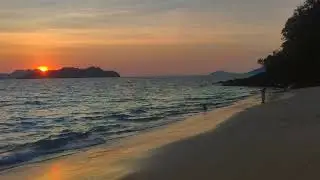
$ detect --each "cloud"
[0,0,302,46]
[0,0,186,32]
[0,0,302,33]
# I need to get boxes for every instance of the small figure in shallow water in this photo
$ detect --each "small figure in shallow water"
[261,88,267,104]
[202,104,208,112]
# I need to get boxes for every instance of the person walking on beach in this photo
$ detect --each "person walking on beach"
[261,88,267,104]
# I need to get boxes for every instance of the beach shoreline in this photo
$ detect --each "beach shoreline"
[0,92,262,180]
[122,87,320,180]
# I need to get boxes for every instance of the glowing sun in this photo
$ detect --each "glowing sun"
[37,66,49,72]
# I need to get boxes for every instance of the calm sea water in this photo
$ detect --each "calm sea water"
[0,76,257,170]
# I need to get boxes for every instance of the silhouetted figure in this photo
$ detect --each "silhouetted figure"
[261,88,267,104]
[202,104,208,112]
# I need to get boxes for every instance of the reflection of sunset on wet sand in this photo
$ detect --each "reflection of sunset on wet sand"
[46,164,63,180]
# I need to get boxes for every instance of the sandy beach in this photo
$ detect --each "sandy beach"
[123,87,320,180]
[3,87,320,180]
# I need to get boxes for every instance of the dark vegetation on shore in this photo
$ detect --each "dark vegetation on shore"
[223,0,320,88]
[8,67,120,79]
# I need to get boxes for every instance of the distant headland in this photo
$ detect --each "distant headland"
[0,67,120,79]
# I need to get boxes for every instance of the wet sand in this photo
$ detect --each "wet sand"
[0,93,260,179]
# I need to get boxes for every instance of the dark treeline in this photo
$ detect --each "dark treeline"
[224,0,320,88]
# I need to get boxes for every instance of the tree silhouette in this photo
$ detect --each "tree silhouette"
[225,0,320,87]
[259,0,320,87]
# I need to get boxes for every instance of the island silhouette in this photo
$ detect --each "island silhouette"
[7,67,120,79]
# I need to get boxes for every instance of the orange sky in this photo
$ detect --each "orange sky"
[0,0,303,76]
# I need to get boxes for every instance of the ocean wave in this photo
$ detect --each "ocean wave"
[0,122,15,127]
[110,127,139,135]
[0,131,105,168]
[164,109,189,116]
[0,123,140,168]
[0,101,20,107]
[80,115,105,121]
[20,121,37,126]
[109,98,133,103]
[89,124,124,133]
[184,97,216,101]
[24,101,46,105]
[128,116,164,122]
[108,114,132,121]
[53,117,66,123]
[130,108,147,114]
[0,78,257,170]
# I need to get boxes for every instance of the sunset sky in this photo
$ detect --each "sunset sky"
[0,0,302,76]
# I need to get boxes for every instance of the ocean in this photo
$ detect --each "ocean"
[0,76,257,170]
